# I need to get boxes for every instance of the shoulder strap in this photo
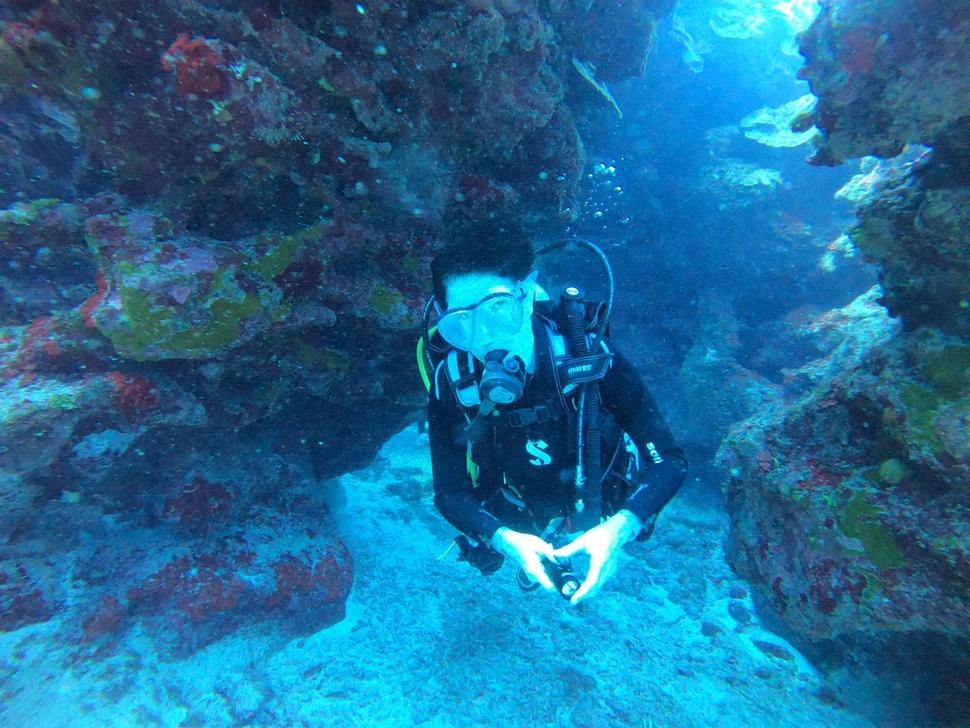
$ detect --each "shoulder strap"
[535,301,614,394]
[446,349,481,408]
[417,329,482,410]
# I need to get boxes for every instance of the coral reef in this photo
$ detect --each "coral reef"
[723,0,970,633]
[740,95,816,148]
[798,0,970,166]
[715,2,970,719]
[841,145,970,337]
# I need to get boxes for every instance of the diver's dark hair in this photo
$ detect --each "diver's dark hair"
[431,219,535,306]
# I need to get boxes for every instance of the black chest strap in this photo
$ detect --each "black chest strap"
[504,401,560,429]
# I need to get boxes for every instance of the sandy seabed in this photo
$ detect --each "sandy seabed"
[0,426,870,728]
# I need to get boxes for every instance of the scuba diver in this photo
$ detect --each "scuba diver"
[416,220,687,605]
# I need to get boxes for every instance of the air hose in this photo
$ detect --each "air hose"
[534,239,614,352]
[535,239,615,528]
[563,286,602,525]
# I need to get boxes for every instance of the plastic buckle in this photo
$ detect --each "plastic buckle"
[506,405,551,429]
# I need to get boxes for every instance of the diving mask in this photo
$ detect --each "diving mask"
[437,271,537,354]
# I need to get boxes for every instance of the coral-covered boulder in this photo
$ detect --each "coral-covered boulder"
[797,0,970,165]
[0,313,204,481]
[115,527,352,657]
[84,203,303,362]
[59,505,354,657]
[840,146,970,337]
[0,555,59,631]
[0,200,89,323]
[718,318,969,640]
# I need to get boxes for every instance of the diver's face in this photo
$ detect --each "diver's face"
[442,272,536,360]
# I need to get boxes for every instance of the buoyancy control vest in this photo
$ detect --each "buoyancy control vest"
[417,298,642,528]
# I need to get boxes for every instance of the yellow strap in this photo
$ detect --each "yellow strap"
[418,327,480,488]
[415,326,436,393]
[436,539,457,560]
[466,445,480,488]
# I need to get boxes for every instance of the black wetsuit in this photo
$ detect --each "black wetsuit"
[427,307,687,543]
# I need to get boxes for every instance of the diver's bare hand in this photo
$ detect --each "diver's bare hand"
[491,527,556,592]
[552,509,643,605]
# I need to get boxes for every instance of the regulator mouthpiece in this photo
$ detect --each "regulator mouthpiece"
[479,350,526,405]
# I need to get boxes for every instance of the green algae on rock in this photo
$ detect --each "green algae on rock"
[836,494,906,570]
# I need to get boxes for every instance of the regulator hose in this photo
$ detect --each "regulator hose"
[535,239,615,528]
[534,238,615,350]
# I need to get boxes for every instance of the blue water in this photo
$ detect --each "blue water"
[2,0,965,726]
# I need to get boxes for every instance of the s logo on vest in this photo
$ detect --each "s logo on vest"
[526,438,552,466]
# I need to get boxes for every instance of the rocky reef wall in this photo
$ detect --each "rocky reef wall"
[717,1,970,723]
